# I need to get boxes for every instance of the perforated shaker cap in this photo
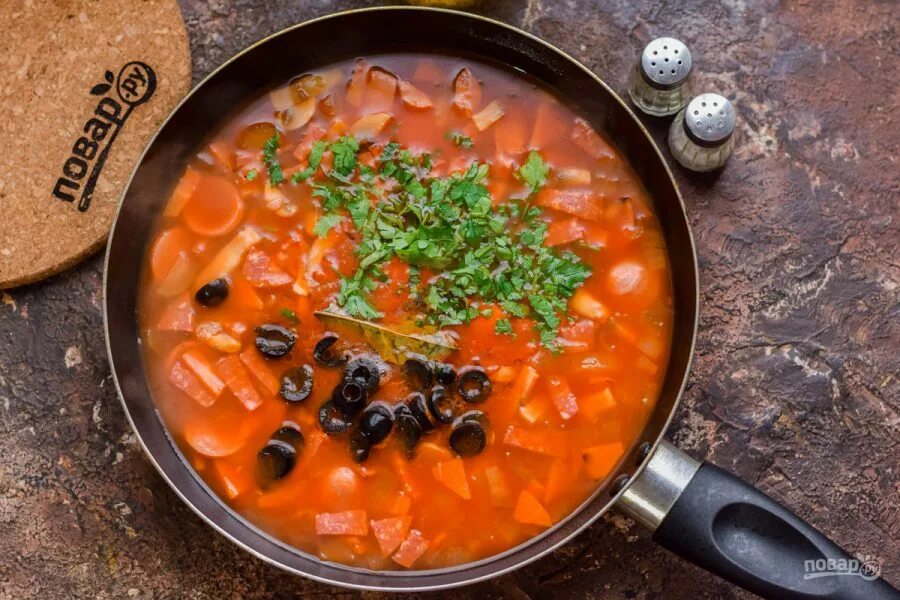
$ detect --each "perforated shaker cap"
[640,37,692,90]
[683,93,736,147]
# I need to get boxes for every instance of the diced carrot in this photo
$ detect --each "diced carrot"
[398,80,432,110]
[182,174,244,237]
[371,516,412,556]
[314,510,369,536]
[213,460,253,500]
[184,420,249,457]
[546,376,578,420]
[544,459,579,504]
[529,102,566,149]
[452,67,481,117]
[216,354,262,411]
[503,426,568,459]
[238,347,280,396]
[181,350,226,397]
[579,388,617,422]
[392,530,429,568]
[349,112,393,140]
[472,100,504,132]
[606,261,647,296]
[150,227,194,280]
[570,288,610,321]
[509,365,540,403]
[169,360,215,407]
[545,218,585,247]
[194,228,262,287]
[229,277,264,310]
[536,189,604,221]
[164,168,202,218]
[583,442,626,479]
[571,117,616,161]
[513,490,552,528]
[484,466,515,508]
[432,457,471,500]
[493,366,517,383]
[242,250,292,288]
[157,296,195,332]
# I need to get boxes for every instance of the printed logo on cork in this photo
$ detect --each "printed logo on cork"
[53,62,157,212]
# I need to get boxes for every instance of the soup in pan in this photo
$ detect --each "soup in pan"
[139,53,673,570]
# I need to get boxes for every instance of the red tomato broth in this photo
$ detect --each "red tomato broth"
[138,53,674,570]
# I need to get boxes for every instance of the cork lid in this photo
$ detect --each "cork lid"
[0,0,192,289]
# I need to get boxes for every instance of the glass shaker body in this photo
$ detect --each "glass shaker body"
[668,93,737,172]
[628,37,693,117]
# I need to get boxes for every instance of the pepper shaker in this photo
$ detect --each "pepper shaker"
[628,37,693,117]
[668,93,737,172]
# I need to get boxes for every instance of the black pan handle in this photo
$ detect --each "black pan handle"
[617,441,898,599]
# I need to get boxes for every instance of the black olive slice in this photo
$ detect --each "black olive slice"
[434,362,457,386]
[455,409,487,427]
[270,422,305,452]
[195,278,229,307]
[318,400,352,435]
[457,366,492,403]
[280,365,314,403]
[394,404,423,458]
[331,378,367,414]
[255,324,297,358]
[403,358,433,390]
[359,402,394,445]
[449,420,486,457]
[350,428,371,463]
[313,333,348,368]
[407,392,435,432]
[426,385,454,425]
[258,440,296,480]
[344,356,382,392]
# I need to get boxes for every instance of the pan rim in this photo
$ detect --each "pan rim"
[103,5,700,591]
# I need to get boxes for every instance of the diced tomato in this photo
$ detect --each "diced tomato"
[452,67,481,116]
[432,457,471,499]
[536,189,604,221]
[371,516,412,556]
[571,117,616,161]
[503,426,569,459]
[168,360,215,407]
[545,218,585,247]
[546,376,578,420]
[582,442,625,479]
[392,529,429,568]
[157,295,194,332]
[181,350,226,397]
[164,168,202,218]
[216,354,262,411]
[242,250,292,288]
[238,347,280,396]
[398,80,433,110]
[513,490,552,527]
[314,510,369,536]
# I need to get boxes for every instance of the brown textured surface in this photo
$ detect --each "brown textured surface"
[0,0,191,288]
[0,1,897,598]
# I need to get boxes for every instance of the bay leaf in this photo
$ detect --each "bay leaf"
[314,310,458,364]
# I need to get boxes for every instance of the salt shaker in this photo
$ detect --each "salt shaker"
[668,93,737,172]
[628,37,693,117]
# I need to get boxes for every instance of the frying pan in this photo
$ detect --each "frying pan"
[103,7,897,598]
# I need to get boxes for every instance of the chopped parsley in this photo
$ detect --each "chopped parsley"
[280,307,299,323]
[262,134,284,185]
[292,135,590,349]
[245,168,258,181]
[446,131,473,149]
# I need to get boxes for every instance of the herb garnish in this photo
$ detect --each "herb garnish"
[280,307,299,323]
[245,168,258,181]
[292,135,591,349]
[262,134,284,185]
[446,131,473,149]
